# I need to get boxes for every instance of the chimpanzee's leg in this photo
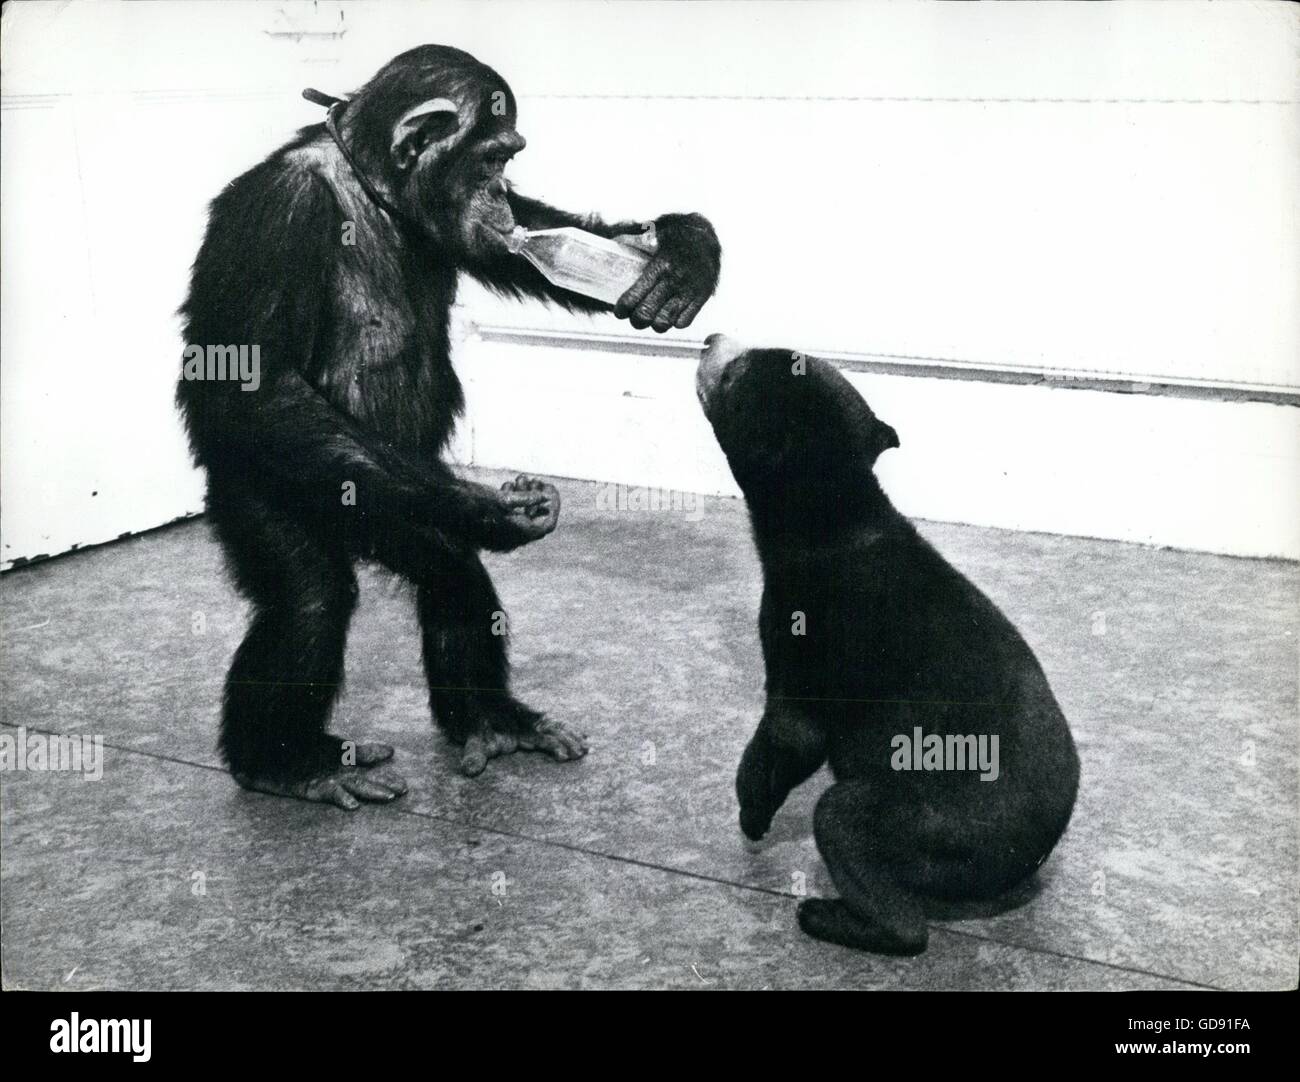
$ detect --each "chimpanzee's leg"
[415,550,587,777]
[209,482,407,809]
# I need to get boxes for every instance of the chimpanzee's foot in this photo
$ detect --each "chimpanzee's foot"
[232,741,408,810]
[796,898,929,956]
[456,699,589,777]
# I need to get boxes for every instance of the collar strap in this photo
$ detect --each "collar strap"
[313,95,415,230]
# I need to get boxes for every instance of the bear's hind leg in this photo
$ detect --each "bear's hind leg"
[800,781,936,955]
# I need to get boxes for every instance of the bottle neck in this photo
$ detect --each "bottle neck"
[505,226,530,254]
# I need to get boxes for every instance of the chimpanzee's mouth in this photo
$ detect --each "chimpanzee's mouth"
[484,197,517,238]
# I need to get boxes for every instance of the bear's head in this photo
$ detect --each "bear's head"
[696,333,899,530]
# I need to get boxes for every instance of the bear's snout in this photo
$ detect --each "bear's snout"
[696,333,746,409]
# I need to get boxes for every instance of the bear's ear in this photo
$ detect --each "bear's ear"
[867,418,900,464]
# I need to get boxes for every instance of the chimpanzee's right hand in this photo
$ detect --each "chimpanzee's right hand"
[492,474,560,550]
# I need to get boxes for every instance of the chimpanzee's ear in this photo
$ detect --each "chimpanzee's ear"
[868,418,900,464]
[390,98,461,169]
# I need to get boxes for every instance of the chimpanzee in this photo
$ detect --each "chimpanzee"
[178,45,721,808]
[695,334,1078,954]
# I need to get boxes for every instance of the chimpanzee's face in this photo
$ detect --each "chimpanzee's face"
[388,76,526,260]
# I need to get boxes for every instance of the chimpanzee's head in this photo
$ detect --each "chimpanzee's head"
[696,333,899,518]
[343,45,525,258]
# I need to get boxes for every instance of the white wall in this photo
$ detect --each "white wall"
[1,2,345,566]
[457,331,1300,558]
[2,1,1297,567]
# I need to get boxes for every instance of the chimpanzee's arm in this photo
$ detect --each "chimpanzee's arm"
[178,161,549,576]
[469,190,721,331]
[187,371,551,572]
[508,191,650,241]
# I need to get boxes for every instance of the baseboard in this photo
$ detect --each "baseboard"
[456,326,1300,561]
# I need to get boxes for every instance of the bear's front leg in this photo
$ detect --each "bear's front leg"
[736,704,828,840]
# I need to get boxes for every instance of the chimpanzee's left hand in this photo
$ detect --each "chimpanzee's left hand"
[614,213,721,333]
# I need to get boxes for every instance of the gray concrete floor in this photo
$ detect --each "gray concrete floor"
[1,469,1296,990]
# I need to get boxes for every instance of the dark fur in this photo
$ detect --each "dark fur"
[697,344,1079,954]
[178,45,719,790]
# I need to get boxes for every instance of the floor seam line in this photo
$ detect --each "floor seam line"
[1,724,1231,991]
[387,800,1221,991]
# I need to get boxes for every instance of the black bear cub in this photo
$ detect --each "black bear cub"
[696,334,1079,955]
